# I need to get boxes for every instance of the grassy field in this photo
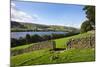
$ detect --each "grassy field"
[11,49,50,66]
[11,44,34,51]
[55,31,94,48]
[11,31,95,66]
[11,31,93,51]
[11,42,39,51]
[11,48,95,66]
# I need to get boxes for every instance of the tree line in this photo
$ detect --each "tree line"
[11,32,79,47]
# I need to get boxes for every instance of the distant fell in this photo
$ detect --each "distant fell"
[11,21,79,33]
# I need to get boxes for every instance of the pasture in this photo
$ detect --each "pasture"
[11,31,95,66]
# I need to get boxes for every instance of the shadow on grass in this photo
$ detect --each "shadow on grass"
[50,48,66,51]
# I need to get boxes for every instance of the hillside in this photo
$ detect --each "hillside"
[55,30,95,48]
[11,31,95,51]
[11,21,79,32]
[11,31,95,66]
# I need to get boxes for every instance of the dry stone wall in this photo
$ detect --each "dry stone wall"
[11,41,55,56]
[67,35,95,49]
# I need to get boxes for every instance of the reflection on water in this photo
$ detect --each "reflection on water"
[11,31,67,39]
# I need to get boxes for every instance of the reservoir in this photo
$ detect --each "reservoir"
[11,31,67,39]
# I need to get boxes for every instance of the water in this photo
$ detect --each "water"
[11,31,67,39]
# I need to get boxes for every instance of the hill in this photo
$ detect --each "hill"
[11,31,95,66]
[11,21,79,32]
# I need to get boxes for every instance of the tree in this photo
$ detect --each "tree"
[42,35,51,40]
[31,34,42,42]
[80,20,93,33]
[11,38,17,47]
[83,6,95,28]
[18,37,26,45]
[25,34,31,44]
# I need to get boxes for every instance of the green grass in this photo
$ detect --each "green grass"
[55,31,94,48]
[11,48,95,66]
[11,43,34,51]
[11,31,93,51]
[11,31,95,66]
[58,48,95,63]
[11,42,41,51]
[11,49,50,66]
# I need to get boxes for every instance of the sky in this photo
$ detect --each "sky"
[11,1,87,28]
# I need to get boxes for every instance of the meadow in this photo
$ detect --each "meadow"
[11,48,95,66]
[11,31,95,67]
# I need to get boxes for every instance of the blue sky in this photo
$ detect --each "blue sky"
[11,1,87,28]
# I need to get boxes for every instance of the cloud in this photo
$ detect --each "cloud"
[65,23,81,28]
[11,2,38,23]
[51,23,81,28]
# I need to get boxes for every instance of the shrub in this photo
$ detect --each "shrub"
[80,20,93,33]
